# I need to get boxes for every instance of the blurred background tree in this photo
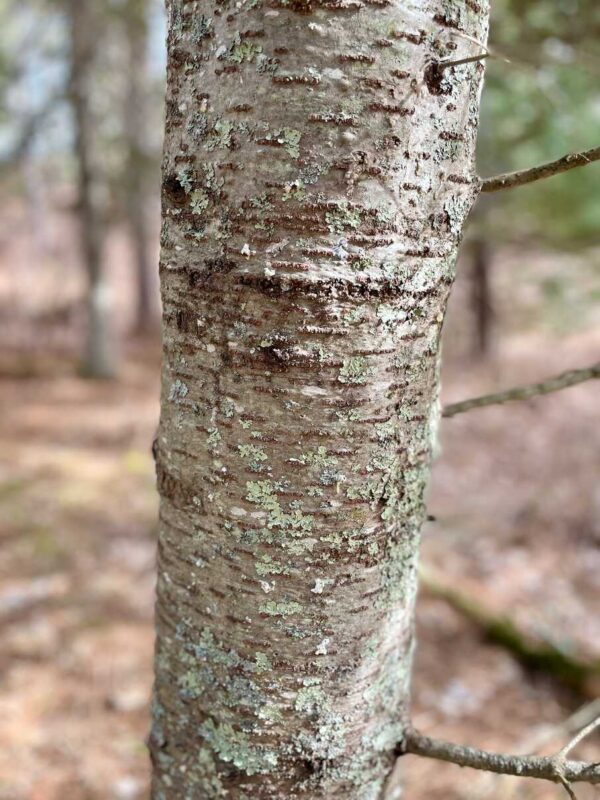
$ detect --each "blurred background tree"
[466,0,600,357]
[0,0,165,372]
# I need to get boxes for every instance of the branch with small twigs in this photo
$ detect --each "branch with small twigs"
[442,363,600,419]
[469,701,600,800]
[402,722,600,799]
[481,145,600,193]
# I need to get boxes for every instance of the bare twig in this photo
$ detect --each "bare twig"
[442,363,600,419]
[467,701,600,800]
[403,727,600,787]
[481,146,600,192]
[558,716,600,759]
[439,52,490,70]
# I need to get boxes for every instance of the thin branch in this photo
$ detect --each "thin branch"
[463,701,600,800]
[404,728,600,787]
[442,363,600,419]
[439,52,490,70]
[481,146,600,192]
[558,716,600,760]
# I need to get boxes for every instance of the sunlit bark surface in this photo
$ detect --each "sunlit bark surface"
[152,1,488,797]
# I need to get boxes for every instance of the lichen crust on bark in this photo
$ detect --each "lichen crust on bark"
[152,1,489,797]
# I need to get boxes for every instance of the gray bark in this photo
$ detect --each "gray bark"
[152,1,489,797]
[68,0,116,378]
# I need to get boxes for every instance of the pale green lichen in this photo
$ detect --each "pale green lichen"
[377,303,407,329]
[254,652,272,673]
[191,189,210,215]
[169,379,188,402]
[206,119,234,151]
[246,480,314,534]
[374,420,395,442]
[191,15,213,42]
[265,128,301,158]
[187,111,209,142]
[226,33,263,64]
[238,443,268,472]
[207,428,221,449]
[221,398,235,418]
[260,600,303,617]
[255,554,290,577]
[249,193,273,212]
[342,307,367,327]
[326,202,362,234]
[295,683,326,715]
[300,446,337,469]
[199,719,278,775]
[338,356,373,385]
[177,167,194,194]
[282,180,307,202]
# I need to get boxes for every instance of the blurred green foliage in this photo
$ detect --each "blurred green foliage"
[478,0,600,245]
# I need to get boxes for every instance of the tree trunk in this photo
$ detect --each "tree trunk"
[123,0,156,334]
[68,0,116,378]
[152,2,489,798]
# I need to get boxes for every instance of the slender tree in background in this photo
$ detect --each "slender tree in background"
[469,234,494,358]
[67,0,116,378]
[122,0,156,333]
[151,1,489,797]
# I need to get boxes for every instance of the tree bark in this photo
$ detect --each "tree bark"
[68,0,116,378]
[152,2,489,798]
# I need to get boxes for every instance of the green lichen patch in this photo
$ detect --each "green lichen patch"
[191,189,210,215]
[264,128,302,159]
[238,443,268,472]
[199,719,278,775]
[338,356,373,385]
[220,397,236,418]
[377,303,407,329]
[342,307,367,327]
[207,428,221,450]
[254,652,272,673]
[326,202,362,234]
[225,33,263,64]
[300,446,338,470]
[176,167,194,194]
[295,683,326,715]
[206,119,235,151]
[192,12,212,40]
[168,379,188,402]
[282,180,307,203]
[255,554,290,577]
[246,480,314,534]
[260,600,303,617]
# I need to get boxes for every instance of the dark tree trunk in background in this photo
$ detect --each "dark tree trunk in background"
[470,236,494,358]
[123,0,156,334]
[151,1,489,797]
[68,0,116,378]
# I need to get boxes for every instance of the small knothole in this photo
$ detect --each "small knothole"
[423,61,452,96]
[163,174,188,207]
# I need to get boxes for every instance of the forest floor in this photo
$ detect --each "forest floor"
[0,235,599,800]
